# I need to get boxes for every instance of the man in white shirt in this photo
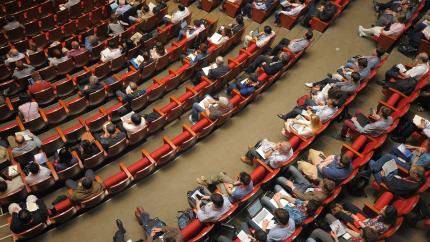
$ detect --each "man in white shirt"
[274,0,306,25]
[164,4,190,24]
[25,163,51,185]
[358,18,405,38]
[278,98,338,123]
[101,41,122,62]
[243,26,276,48]
[241,139,294,168]
[121,113,146,136]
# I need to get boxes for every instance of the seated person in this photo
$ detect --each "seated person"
[129,4,154,23]
[48,49,69,66]
[17,94,40,122]
[185,43,208,65]
[164,4,190,24]
[262,208,295,241]
[28,78,53,96]
[25,41,43,56]
[149,42,167,60]
[108,14,125,36]
[84,35,101,52]
[189,96,232,124]
[178,19,206,41]
[241,139,293,169]
[391,116,430,143]
[10,208,47,234]
[333,202,397,236]
[302,1,337,27]
[282,114,321,139]
[245,52,290,75]
[66,169,105,203]
[297,149,352,183]
[345,48,385,70]
[193,56,230,85]
[25,163,52,185]
[229,15,245,34]
[369,153,425,196]
[208,26,232,46]
[11,131,42,157]
[80,75,104,98]
[274,0,306,26]
[121,113,147,136]
[64,41,86,58]
[260,185,321,225]
[115,0,132,16]
[243,26,276,48]
[96,123,127,149]
[390,142,430,171]
[101,41,122,62]
[271,30,313,55]
[5,49,25,66]
[53,148,78,172]
[152,0,168,14]
[278,98,338,123]
[116,81,146,102]
[226,73,261,97]
[195,193,232,222]
[358,17,405,38]
[196,171,253,202]
[241,0,273,18]
[75,140,100,160]
[12,60,34,80]
[277,166,335,202]
[338,106,393,140]
[2,16,24,31]
[333,57,370,82]
[307,214,380,242]
[0,177,24,199]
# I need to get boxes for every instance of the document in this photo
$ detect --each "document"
[198,95,215,109]
[237,230,251,242]
[330,219,346,237]
[382,159,398,176]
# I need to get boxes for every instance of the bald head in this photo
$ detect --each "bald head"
[417,52,429,63]
[71,41,80,50]
[279,141,292,154]
[215,56,224,65]
[9,49,19,57]
[15,134,25,145]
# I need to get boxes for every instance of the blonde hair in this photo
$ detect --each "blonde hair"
[310,114,321,134]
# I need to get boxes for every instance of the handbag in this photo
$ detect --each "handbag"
[177,209,196,230]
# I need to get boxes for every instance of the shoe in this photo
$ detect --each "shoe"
[240,156,253,165]
[189,115,196,125]
[277,114,287,120]
[116,219,126,233]
[305,82,313,88]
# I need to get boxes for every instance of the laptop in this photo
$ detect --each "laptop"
[247,200,276,230]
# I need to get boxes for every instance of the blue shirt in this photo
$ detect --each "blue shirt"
[319,156,352,182]
[267,218,295,242]
[414,152,430,169]
[283,199,306,225]
[231,181,253,202]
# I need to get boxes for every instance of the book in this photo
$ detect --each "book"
[202,64,216,76]
[190,189,204,201]
[382,159,398,176]
[198,95,215,109]
[396,64,407,73]
[290,115,308,133]
[237,230,251,242]
[8,165,19,177]
[268,189,294,208]
[15,130,32,141]
[330,219,346,237]
[209,32,223,45]
[397,144,412,158]
[413,114,429,127]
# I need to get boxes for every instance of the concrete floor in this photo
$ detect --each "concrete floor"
[6,0,429,241]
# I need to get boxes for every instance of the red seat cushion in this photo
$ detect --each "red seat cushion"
[191,119,211,133]
[160,73,176,83]
[150,144,171,160]
[160,102,177,114]
[178,91,194,103]
[103,171,128,188]
[85,113,105,124]
[194,81,208,92]
[172,131,192,146]
[177,63,191,74]
[230,95,241,106]
[54,199,73,213]
[289,136,301,150]
[146,83,160,92]
[180,219,204,240]
[127,158,151,175]
[374,192,394,211]
[251,166,267,185]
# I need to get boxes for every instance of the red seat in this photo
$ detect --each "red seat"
[88,88,107,107]
[55,78,76,98]
[66,96,89,115]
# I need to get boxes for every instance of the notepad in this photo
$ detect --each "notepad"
[209,32,223,44]
[237,230,251,242]
[8,165,19,177]
[268,189,294,208]
[330,219,346,237]
[382,159,398,176]
[15,130,31,141]
[197,95,215,109]
[397,144,412,158]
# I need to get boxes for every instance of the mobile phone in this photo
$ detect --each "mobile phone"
[196,194,203,200]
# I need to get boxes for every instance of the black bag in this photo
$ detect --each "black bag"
[345,170,370,197]
[143,112,161,122]
[187,186,207,208]
[177,209,196,230]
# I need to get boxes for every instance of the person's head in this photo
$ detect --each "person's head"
[110,14,118,22]
[218,96,229,108]
[142,4,150,12]
[18,209,32,224]
[321,178,336,192]
[224,27,232,37]
[0,180,7,193]
[254,230,267,242]
[273,208,290,225]
[210,193,224,208]
[106,123,116,135]
[71,41,80,50]
[129,81,138,91]
[88,35,99,45]
[410,165,425,182]
[381,205,397,226]
[327,98,336,107]
[263,26,272,35]
[304,30,313,40]
[131,113,142,125]
[8,203,21,215]
[235,15,244,26]
[58,148,72,163]
[380,106,392,119]
[305,199,321,214]
[52,49,62,59]
[416,52,429,64]
[15,60,24,69]
[215,56,224,65]
[178,4,185,11]
[361,227,379,242]
[278,141,292,154]
[28,41,37,51]
[29,163,40,175]
[193,19,201,27]
[9,48,19,57]
[239,172,251,186]
[198,43,208,53]
[155,42,165,54]
[310,114,321,129]
[374,48,385,58]
[279,52,290,65]
[357,58,368,69]
[108,40,117,49]
[339,154,352,168]
[81,177,93,190]
[15,134,25,146]
[350,72,361,83]
[81,140,93,153]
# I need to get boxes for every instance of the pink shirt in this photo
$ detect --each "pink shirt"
[18,102,40,122]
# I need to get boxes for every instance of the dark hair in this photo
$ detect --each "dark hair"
[380,106,392,119]
[155,42,165,55]
[178,4,185,11]
[306,200,321,214]
[362,227,379,242]
[322,178,335,192]
[0,180,7,193]
[58,148,73,163]
[142,4,150,12]
[6,16,16,22]
[350,72,361,83]
[239,172,251,186]
[81,140,93,154]
[18,209,32,224]
[198,43,208,53]
[19,93,32,103]
[81,177,93,189]
[108,41,116,49]
[254,230,267,242]
[29,163,40,174]
[376,48,385,58]
[339,154,352,167]
[193,19,201,26]
[106,123,116,134]
[210,193,224,208]
[235,15,244,26]
[305,30,313,40]
[274,208,289,225]
[358,58,368,68]
[52,49,62,58]
[263,26,272,35]
[382,205,397,226]
[131,113,142,125]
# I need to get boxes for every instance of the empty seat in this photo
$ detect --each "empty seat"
[5,27,25,42]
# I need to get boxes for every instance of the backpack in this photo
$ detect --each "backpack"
[177,209,196,230]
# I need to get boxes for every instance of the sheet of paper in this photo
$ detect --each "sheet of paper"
[120,111,135,123]
[396,64,407,73]
[8,165,19,177]
[198,95,215,109]
[413,114,429,127]
[34,153,47,165]
[15,130,31,141]
[330,219,346,237]
[268,189,294,208]
[209,32,223,44]
[397,144,412,158]
[382,159,398,176]
[237,230,251,242]
[190,189,204,201]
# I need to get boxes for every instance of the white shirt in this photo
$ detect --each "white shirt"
[256,31,275,47]
[25,166,51,185]
[123,118,146,136]
[171,8,190,24]
[280,3,305,16]
[100,47,122,62]
[311,105,337,123]
[381,23,405,36]
[422,121,430,138]
[186,25,205,39]
[405,62,429,79]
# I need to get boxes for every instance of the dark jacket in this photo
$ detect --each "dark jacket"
[317,3,337,22]
[383,173,425,196]
[97,132,127,149]
[263,58,284,75]
[207,65,230,80]
[153,2,167,14]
